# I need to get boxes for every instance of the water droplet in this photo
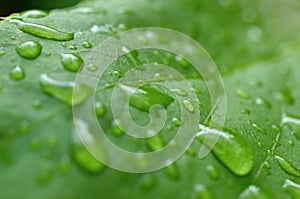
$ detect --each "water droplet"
[183,100,195,112]
[283,179,300,199]
[172,117,181,127]
[255,97,272,108]
[197,125,254,176]
[68,45,77,50]
[288,140,295,146]
[247,26,263,42]
[242,109,251,115]
[126,84,174,112]
[30,137,41,150]
[40,74,92,105]
[90,24,117,35]
[58,156,71,175]
[95,101,106,118]
[263,161,271,169]
[171,88,188,96]
[61,53,83,72]
[82,41,92,49]
[238,185,269,199]
[146,135,164,151]
[87,64,98,72]
[139,174,156,190]
[72,131,105,173]
[16,41,42,59]
[252,122,266,133]
[10,65,25,80]
[0,49,5,56]
[206,165,219,180]
[112,70,124,78]
[111,119,124,137]
[47,135,57,148]
[21,10,48,18]
[275,155,300,177]
[236,89,250,99]
[193,184,213,199]
[164,163,180,180]
[186,147,196,157]
[36,167,54,186]
[10,19,74,41]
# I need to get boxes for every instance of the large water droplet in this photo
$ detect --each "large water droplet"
[283,179,300,199]
[146,135,164,151]
[16,41,42,59]
[71,131,105,173]
[139,174,156,190]
[21,10,48,18]
[275,155,300,177]
[193,184,213,199]
[238,185,269,199]
[10,19,74,41]
[197,125,254,176]
[183,100,195,112]
[61,53,83,72]
[252,122,266,133]
[40,74,92,105]
[206,165,219,180]
[10,65,25,80]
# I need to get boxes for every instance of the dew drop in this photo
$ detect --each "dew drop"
[164,163,180,180]
[275,155,300,177]
[206,165,219,180]
[30,137,41,151]
[172,117,181,127]
[87,64,98,72]
[16,41,42,59]
[82,41,92,49]
[10,65,25,80]
[139,174,156,190]
[283,179,300,199]
[193,184,213,199]
[263,161,271,169]
[197,125,254,176]
[68,45,77,50]
[288,140,295,146]
[146,135,164,151]
[61,53,83,72]
[238,185,269,199]
[21,10,48,18]
[111,119,124,137]
[183,100,195,113]
[236,89,250,99]
[40,74,92,105]
[36,167,54,186]
[94,101,106,118]
[171,88,188,96]
[186,147,196,157]
[47,135,57,148]
[0,49,5,56]
[10,19,74,41]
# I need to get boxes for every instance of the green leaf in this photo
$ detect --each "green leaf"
[1,0,300,199]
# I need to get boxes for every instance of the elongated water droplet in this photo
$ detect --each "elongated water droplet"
[238,185,269,199]
[21,10,48,18]
[197,125,254,176]
[95,102,106,118]
[40,74,92,105]
[183,100,195,112]
[283,179,300,199]
[10,19,74,41]
[10,65,25,80]
[146,135,164,151]
[139,174,156,190]
[236,89,251,99]
[127,84,174,112]
[16,41,42,59]
[193,184,213,199]
[71,131,105,173]
[111,119,124,137]
[171,88,188,96]
[164,163,180,180]
[61,53,83,72]
[275,155,300,177]
[252,122,266,133]
[206,165,219,180]
[82,41,92,49]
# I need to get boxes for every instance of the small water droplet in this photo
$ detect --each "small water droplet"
[183,100,195,112]
[252,122,266,133]
[0,49,5,56]
[255,97,272,108]
[172,117,181,127]
[275,155,300,177]
[164,163,180,180]
[68,45,77,50]
[111,119,124,137]
[242,109,251,115]
[288,140,295,146]
[30,137,41,150]
[206,165,219,180]
[61,53,83,72]
[236,89,251,99]
[40,74,92,105]
[139,174,156,190]
[186,147,196,157]
[16,41,42,59]
[21,10,48,18]
[47,135,57,148]
[197,125,254,176]
[146,135,164,151]
[95,101,106,118]
[247,26,263,42]
[171,88,188,96]
[90,24,117,35]
[238,185,269,199]
[263,161,271,169]
[32,100,41,109]
[283,179,300,199]
[36,167,54,186]
[193,184,213,199]
[58,156,71,175]
[82,41,92,49]
[10,19,74,41]
[10,65,25,80]
[87,64,98,72]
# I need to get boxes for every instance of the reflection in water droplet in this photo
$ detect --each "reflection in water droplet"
[95,102,106,118]
[10,65,25,80]
[21,10,48,18]
[197,125,254,176]
[263,161,271,169]
[82,41,92,49]
[139,174,156,190]
[283,179,300,199]
[40,74,92,105]
[193,184,213,199]
[206,165,219,180]
[186,147,196,157]
[183,100,195,113]
[10,19,74,41]
[61,53,83,72]
[238,185,269,199]
[275,155,300,177]
[111,119,124,137]
[146,135,164,151]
